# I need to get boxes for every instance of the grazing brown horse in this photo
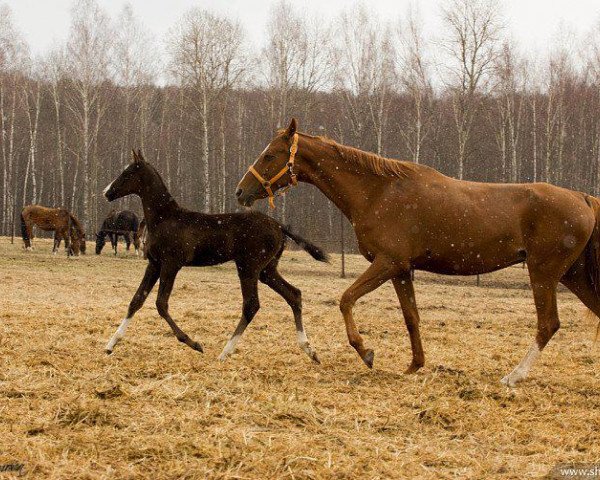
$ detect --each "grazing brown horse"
[103,150,328,361]
[237,118,600,386]
[21,205,86,256]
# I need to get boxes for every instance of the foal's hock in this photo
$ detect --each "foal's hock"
[103,149,329,362]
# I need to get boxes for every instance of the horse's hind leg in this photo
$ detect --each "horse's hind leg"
[259,260,320,364]
[53,232,60,254]
[560,257,600,318]
[219,268,260,361]
[125,232,132,251]
[106,260,160,353]
[501,267,560,387]
[155,263,203,353]
[392,273,425,374]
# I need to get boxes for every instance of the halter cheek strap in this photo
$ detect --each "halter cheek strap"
[248,133,299,209]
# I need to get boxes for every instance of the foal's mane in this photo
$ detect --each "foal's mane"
[298,132,417,179]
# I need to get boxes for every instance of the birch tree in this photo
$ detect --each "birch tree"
[397,5,433,164]
[64,0,112,229]
[168,8,245,212]
[441,0,503,179]
[334,5,395,155]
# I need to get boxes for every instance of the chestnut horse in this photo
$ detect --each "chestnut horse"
[236,118,600,386]
[103,150,328,361]
[21,205,86,256]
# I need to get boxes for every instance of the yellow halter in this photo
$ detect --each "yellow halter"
[248,133,299,209]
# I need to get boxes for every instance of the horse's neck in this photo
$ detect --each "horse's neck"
[299,139,389,221]
[139,171,178,228]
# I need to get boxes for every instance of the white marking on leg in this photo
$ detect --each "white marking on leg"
[102,181,113,197]
[106,317,131,353]
[218,334,241,361]
[297,329,320,364]
[501,342,540,387]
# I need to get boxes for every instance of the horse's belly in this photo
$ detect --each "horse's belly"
[414,243,526,276]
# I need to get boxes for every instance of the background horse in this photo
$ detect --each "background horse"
[95,210,140,255]
[237,118,600,387]
[21,205,85,256]
[103,149,329,363]
[138,218,148,259]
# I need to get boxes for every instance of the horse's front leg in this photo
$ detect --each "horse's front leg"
[339,256,399,368]
[53,233,60,254]
[392,273,425,374]
[125,232,131,251]
[156,263,203,352]
[111,233,117,255]
[106,260,160,353]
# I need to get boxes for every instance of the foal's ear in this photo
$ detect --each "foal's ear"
[131,149,139,163]
[285,118,297,138]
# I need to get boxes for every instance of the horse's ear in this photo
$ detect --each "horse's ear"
[137,149,144,162]
[131,149,138,163]
[285,118,297,138]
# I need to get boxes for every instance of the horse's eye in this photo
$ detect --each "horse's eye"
[264,154,275,161]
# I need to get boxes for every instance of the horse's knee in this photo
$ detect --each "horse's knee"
[339,292,355,315]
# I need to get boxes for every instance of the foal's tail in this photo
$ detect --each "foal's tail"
[281,225,330,263]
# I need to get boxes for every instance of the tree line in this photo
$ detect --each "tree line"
[2,0,600,252]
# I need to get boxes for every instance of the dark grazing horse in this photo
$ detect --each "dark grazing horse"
[103,150,329,362]
[21,205,86,256]
[138,218,148,259]
[95,210,140,255]
[237,118,600,386]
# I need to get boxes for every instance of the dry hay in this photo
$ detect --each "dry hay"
[0,237,599,479]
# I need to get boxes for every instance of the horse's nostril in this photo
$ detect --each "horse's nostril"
[236,188,243,197]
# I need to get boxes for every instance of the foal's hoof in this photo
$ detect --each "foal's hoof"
[192,341,204,353]
[362,349,375,369]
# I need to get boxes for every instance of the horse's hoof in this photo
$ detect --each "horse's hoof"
[404,363,423,374]
[362,349,375,369]
[311,351,321,364]
[105,349,113,355]
[192,341,204,353]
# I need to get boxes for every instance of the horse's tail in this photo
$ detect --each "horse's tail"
[20,211,29,245]
[584,195,600,341]
[280,225,329,263]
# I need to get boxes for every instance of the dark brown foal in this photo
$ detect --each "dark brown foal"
[103,150,328,362]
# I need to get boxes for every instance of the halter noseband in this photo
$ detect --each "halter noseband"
[248,133,299,209]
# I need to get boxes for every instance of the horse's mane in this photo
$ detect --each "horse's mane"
[295,132,417,179]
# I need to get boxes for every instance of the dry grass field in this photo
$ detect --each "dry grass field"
[0,236,599,479]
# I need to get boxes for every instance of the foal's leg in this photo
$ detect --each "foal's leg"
[392,273,425,374]
[219,273,260,361]
[156,264,203,352]
[501,269,560,387]
[106,260,160,353]
[340,256,399,368]
[259,262,320,363]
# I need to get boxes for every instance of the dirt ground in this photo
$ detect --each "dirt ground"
[0,236,599,479]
